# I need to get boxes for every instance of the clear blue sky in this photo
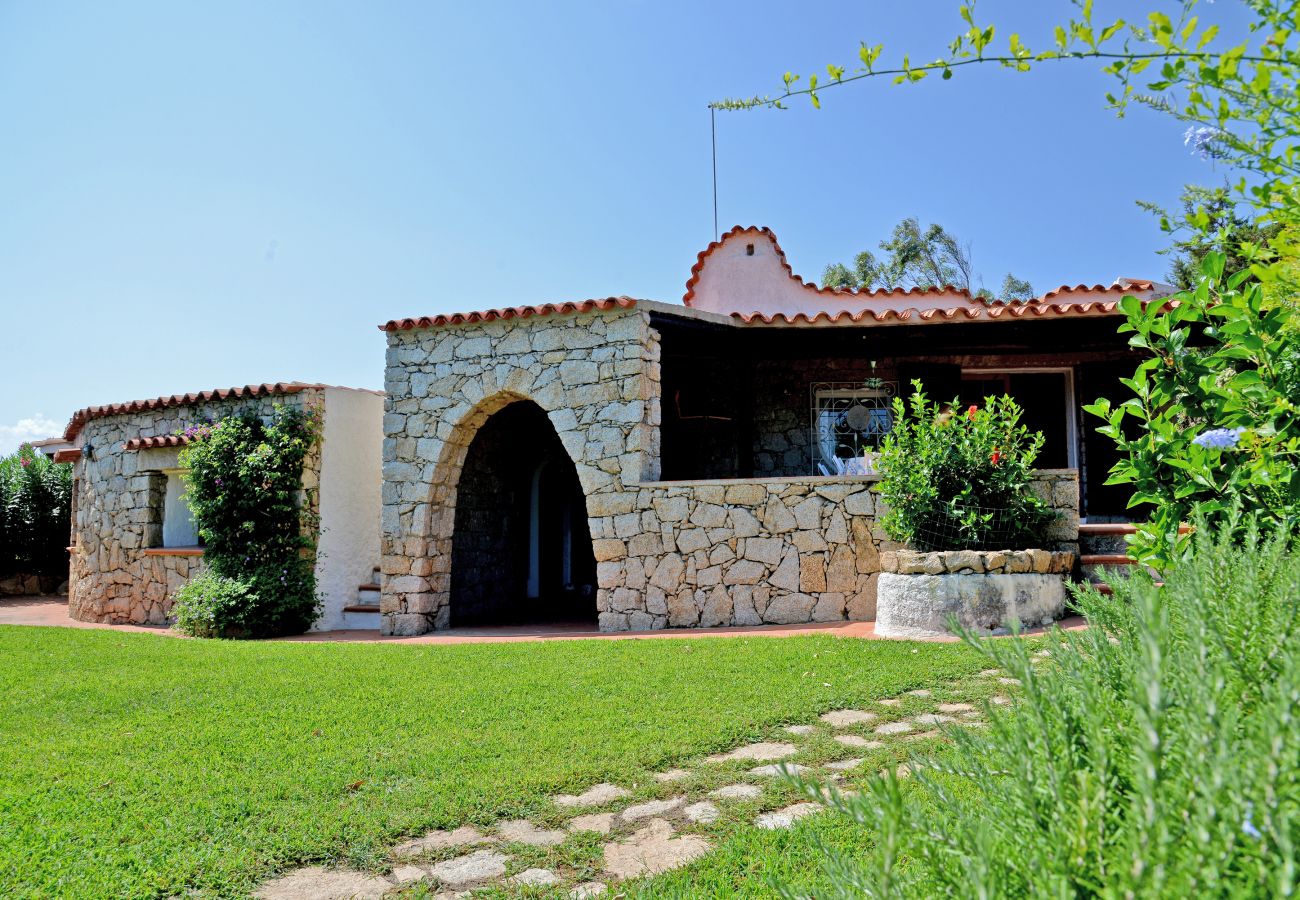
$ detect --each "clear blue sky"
[0,1,1248,452]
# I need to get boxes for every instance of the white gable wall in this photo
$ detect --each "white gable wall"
[314,387,385,631]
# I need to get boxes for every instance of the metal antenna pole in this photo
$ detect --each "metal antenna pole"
[710,106,719,240]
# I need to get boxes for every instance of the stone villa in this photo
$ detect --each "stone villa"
[58,226,1167,633]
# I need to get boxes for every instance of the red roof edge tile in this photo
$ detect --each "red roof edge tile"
[123,434,196,451]
[64,382,326,442]
[379,296,641,332]
[729,297,1179,327]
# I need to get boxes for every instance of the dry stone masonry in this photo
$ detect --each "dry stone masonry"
[379,306,660,635]
[380,302,1082,634]
[68,393,323,625]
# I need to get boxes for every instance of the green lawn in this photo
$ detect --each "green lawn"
[0,626,988,898]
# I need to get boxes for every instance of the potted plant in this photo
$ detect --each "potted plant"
[872,385,1075,637]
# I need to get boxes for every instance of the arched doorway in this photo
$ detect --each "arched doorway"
[449,400,597,626]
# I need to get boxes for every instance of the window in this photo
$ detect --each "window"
[959,368,1078,469]
[162,468,199,547]
[810,382,896,476]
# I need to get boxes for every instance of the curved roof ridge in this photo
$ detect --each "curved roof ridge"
[686,226,1165,313]
[683,225,973,307]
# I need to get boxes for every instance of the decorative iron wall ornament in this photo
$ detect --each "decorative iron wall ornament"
[809,380,898,476]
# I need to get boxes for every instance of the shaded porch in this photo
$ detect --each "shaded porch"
[652,311,1139,520]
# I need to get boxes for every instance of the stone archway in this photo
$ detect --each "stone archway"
[443,399,597,626]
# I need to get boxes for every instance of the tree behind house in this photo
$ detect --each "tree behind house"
[822,217,1033,300]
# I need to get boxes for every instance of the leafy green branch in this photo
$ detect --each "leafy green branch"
[713,0,1300,218]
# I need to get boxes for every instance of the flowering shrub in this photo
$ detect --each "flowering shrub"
[784,516,1300,898]
[171,405,321,637]
[875,386,1056,551]
[1085,252,1300,568]
[0,444,72,578]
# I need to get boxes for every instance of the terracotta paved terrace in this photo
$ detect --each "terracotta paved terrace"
[0,596,1084,645]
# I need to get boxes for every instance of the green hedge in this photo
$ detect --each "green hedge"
[171,406,321,637]
[0,445,72,578]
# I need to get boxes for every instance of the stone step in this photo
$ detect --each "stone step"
[1079,554,1133,567]
[1094,581,1165,595]
[342,605,382,630]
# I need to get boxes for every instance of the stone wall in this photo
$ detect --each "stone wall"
[378,296,1082,635]
[69,392,324,625]
[379,307,661,635]
[588,471,1078,631]
[876,548,1077,638]
[590,477,887,630]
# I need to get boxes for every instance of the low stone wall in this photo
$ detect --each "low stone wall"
[880,548,1075,576]
[590,470,1079,631]
[876,548,1076,638]
[591,477,889,630]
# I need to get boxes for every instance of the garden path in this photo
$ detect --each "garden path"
[253,669,1024,899]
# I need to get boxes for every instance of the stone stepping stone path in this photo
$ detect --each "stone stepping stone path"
[621,796,686,822]
[255,867,392,900]
[834,734,881,749]
[568,812,617,834]
[914,713,956,725]
[705,741,797,763]
[554,782,630,807]
[602,818,711,879]
[496,818,566,846]
[825,757,864,771]
[428,849,509,890]
[392,824,492,858]
[654,768,692,782]
[749,763,812,777]
[755,802,823,830]
[819,709,877,727]
[507,867,559,887]
[252,680,1005,898]
[684,800,720,824]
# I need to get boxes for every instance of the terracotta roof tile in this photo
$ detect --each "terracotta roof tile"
[123,434,195,451]
[63,382,325,442]
[730,297,1178,327]
[52,448,82,464]
[379,297,640,332]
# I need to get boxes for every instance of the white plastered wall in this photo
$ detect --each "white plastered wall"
[314,387,385,630]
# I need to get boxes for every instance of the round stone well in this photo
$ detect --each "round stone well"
[875,548,1076,639]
